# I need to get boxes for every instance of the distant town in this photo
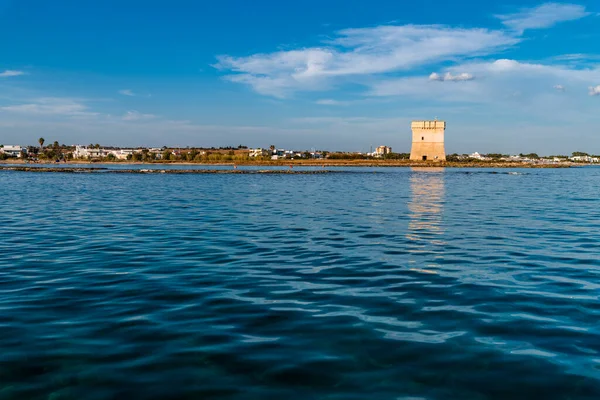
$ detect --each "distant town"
[3,121,599,165]
[1,140,598,165]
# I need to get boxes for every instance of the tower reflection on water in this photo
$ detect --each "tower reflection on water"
[407,168,446,265]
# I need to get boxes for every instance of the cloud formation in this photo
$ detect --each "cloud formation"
[0,70,25,78]
[553,84,566,92]
[496,3,590,33]
[122,110,156,121]
[0,97,97,116]
[589,85,600,96]
[216,25,517,97]
[315,99,351,106]
[429,72,475,82]
[370,59,600,102]
[118,89,136,96]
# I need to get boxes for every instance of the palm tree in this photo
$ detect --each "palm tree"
[38,137,45,150]
[269,145,275,151]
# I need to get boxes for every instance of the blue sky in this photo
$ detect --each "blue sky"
[1,0,599,154]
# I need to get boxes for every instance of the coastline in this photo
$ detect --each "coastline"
[0,159,575,168]
[0,166,333,174]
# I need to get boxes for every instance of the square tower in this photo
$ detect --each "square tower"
[410,120,446,161]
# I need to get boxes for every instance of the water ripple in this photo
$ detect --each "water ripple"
[1,166,600,399]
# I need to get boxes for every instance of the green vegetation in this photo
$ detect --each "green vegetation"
[484,153,508,160]
[38,142,70,160]
[1,139,586,166]
[121,149,252,163]
[382,152,410,160]
[519,153,540,159]
[446,154,464,162]
[327,153,368,160]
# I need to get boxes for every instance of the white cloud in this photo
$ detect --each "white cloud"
[552,53,600,62]
[0,97,97,116]
[118,89,135,96]
[468,59,600,82]
[122,110,156,121]
[370,59,600,102]
[496,3,590,33]
[429,72,475,82]
[589,85,600,96]
[370,75,481,99]
[487,59,522,72]
[315,99,350,106]
[553,53,586,61]
[215,24,518,97]
[0,70,26,78]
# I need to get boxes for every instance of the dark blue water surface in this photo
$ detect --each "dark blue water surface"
[1,166,599,399]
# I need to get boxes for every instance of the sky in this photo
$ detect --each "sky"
[0,0,599,154]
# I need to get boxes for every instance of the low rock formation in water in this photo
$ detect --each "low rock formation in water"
[0,166,334,174]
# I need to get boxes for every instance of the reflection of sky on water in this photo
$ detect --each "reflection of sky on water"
[407,167,445,245]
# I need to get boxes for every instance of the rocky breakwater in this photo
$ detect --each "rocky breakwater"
[0,166,334,174]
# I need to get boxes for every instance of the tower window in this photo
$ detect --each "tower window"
[421,137,424,140]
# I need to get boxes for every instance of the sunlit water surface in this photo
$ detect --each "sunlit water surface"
[1,166,599,399]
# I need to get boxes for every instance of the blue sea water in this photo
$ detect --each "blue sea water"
[1,166,599,399]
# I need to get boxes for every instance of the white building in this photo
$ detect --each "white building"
[502,155,526,162]
[375,146,392,157]
[149,148,165,159]
[271,149,287,160]
[249,148,270,158]
[469,152,489,160]
[570,155,599,163]
[73,146,112,159]
[0,145,25,158]
[109,149,135,160]
[73,146,140,160]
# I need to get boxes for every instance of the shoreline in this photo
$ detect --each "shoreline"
[0,166,333,174]
[0,159,575,168]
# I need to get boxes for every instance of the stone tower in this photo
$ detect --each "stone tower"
[410,120,446,161]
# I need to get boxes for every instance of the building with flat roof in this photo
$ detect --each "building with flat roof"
[0,145,25,158]
[410,120,446,161]
[375,146,392,157]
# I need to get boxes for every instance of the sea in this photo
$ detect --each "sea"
[1,165,599,399]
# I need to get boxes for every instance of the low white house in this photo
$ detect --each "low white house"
[502,155,526,162]
[73,146,106,159]
[570,155,599,163]
[469,152,489,160]
[148,148,165,159]
[109,149,135,160]
[249,148,270,158]
[73,146,140,160]
[271,149,287,160]
[0,145,25,158]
